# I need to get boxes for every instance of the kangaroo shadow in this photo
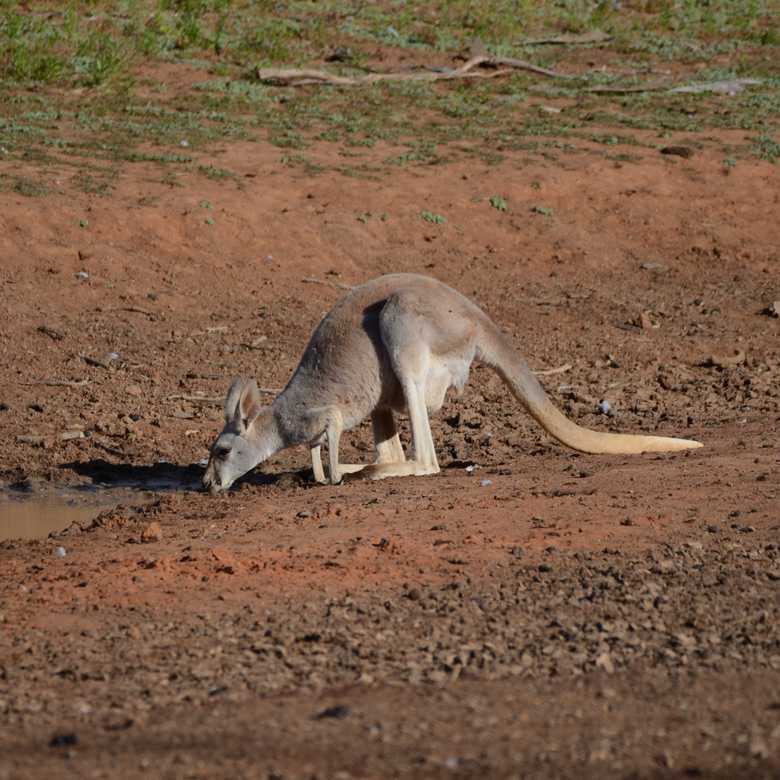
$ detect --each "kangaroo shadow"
[59,459,304,493]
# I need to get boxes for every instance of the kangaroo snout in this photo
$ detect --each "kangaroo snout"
[202,463,225,495]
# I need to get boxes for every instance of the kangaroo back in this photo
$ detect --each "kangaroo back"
[476,323,702,455]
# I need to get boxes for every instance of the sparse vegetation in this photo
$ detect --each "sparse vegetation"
[0,2,777,187]
[421,210,446,224]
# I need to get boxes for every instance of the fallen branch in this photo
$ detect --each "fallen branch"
[24,379,90,388]
[520,31,612,46]
[533,363,573,376]
[16,434,46,446]
[168,394,224,405]
[702,350,746,369]
[168,389,281,404]
[587,77,762,95]
[122,306,157,318]
[585,82,670,94]
[81,353,111,369]
[37,325,64,341]
[255,54,574,88]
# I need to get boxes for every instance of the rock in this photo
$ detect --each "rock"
[762,301,780,318]
[211,547,238,574]
[703,350,746,368]
[638,311,655,330]
[314,704,350,720]
[140,522,162,543]
[597,399,614,417]
[660,146,694,158]
[749,735,769,759]
[595,653,615,674]
[49,733,78,748]
[126,384,143,397]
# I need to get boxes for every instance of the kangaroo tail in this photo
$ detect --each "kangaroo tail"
[476,324,702,455]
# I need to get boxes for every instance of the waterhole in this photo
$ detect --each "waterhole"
[0,488,150,542]
[0,463,205,542]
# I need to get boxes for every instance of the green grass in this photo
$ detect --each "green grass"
[0,1,778,185]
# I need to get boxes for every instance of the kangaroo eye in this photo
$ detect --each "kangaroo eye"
[213,447,230,460]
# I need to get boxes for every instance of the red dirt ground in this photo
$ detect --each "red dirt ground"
[1,119,779,778]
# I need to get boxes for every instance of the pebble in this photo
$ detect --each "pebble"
[597,399,614,416]
[76,271,89,281]
[54,547,66,558]
[49,733,78,748]
[595,652,615,674]
[480,479,492,487]
[314,704,350,720]
[140,522,163,543]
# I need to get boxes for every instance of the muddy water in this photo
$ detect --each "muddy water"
[0,489,150,542]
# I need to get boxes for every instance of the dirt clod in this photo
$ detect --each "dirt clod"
[140,522,163,543]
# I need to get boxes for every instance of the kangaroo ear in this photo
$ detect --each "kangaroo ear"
[224,377,247,423]
[238,378,263,428]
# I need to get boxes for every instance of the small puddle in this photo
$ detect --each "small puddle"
[0,462,206,542]
[0,488,151,542]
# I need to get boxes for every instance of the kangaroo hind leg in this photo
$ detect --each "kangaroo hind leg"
[363,296,440,480]
[372,409,405,464]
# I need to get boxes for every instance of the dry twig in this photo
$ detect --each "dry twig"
[24,379,90,388]
[302,277,354,291]
[37,325,64,341]
[533,363,573,376]
[520,31,612,46]
[168,389,281,405]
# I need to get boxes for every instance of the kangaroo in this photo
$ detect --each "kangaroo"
[203,273,702,494]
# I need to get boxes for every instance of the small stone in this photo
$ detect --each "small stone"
[140,522,162,543]
[314,704,350,720]
[126,384,143,397]
[750,735,769,759]
[762,301,779,318]
[54,546,66,558]
[597,399,614,416]
[49,733,78,748]
[595,652,615,674]
[660,145,694,158]
[479,478,492,487]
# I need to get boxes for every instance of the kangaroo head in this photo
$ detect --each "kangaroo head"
[202,377,279,494]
